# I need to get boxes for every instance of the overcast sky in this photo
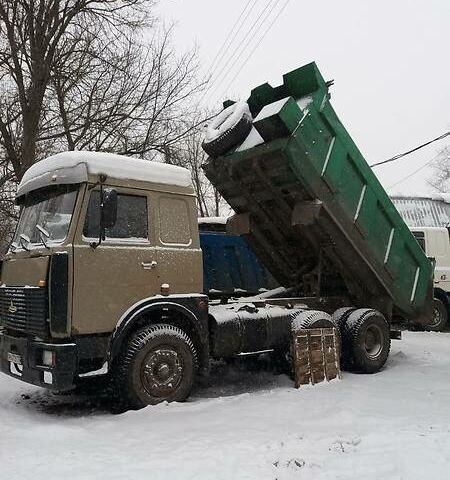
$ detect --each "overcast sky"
[158,0,449,194]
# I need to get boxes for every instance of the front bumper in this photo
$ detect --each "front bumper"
[0,331,77,390]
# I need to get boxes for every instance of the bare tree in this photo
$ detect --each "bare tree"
[0,1,207,243]
[164,119,230,218]
[0,1,157,180]
[0,0,205,177]
[0,157,17,252]
[40,24,204,158]
[428,146,450,192]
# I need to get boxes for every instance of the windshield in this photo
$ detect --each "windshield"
[12,185,78,248]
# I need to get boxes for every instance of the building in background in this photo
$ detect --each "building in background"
[391,194,450,228]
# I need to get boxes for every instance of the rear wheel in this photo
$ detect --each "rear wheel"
[285,310,340,377]
[332,307,356,367]
[292,309,336,330]
[292,309,340,346]
[425,298,448,332]
[113,324,197,409]
[332,307,355,331]
[344,309,390,373]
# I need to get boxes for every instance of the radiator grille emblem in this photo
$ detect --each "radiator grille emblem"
[8,301,17,314]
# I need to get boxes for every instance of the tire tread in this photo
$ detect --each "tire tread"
[111,323,197,409]
[344,309,390,373]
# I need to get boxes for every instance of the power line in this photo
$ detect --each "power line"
[370,131,450,168]
[204,0,280,104]
[206,0,279,101]
[211,0,283,100]
[218,0,292,101]
[207,0,258,76]
[387,159,434,189]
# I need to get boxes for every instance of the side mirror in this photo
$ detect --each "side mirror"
[102,188,117,229]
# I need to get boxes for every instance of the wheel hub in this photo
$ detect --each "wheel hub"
[156,362,171,380]
[364,325,383,358]
[430,306,441,327]
[141,348,183,398]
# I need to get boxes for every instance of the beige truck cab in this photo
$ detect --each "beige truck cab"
[0,151,209,407]
[412,227,450,331]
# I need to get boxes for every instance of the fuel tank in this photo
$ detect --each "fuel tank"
[209,302,302,358]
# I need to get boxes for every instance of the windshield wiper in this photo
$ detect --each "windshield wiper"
[19,234,31,252]
[36,224,50,249]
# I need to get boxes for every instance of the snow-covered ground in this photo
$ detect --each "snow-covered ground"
[1,332,450,480]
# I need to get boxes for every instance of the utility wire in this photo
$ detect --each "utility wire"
[387,159,434,189]
[204,0,280,104]
[370,131,450,168]
[212,0,283,100]
[217,0,292,101]
[207,0,258,76]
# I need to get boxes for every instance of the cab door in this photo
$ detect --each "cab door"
[426,228,450,293]
[154,193,203,295]
[72,187,159,335]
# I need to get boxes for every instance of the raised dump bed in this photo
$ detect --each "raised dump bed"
[203,62,433,325]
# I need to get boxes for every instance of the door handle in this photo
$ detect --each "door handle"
[141,261,157,270]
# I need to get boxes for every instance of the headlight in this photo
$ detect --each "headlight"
[42,350,56,367]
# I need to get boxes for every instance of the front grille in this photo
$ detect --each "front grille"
[0,287,48,338]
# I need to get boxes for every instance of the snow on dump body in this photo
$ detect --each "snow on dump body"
[254,97,291,121]
[17,151,192,197]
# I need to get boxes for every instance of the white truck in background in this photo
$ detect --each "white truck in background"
[411,227,450,331]
[390,194,450,332]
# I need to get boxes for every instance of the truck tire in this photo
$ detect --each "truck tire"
[344,309,390,373]
[292,309,341,349]
[202,101,252,158]
[425,298,448,332]
[114,324,197,409]
[291,309,336,330]
[331,307,355,368]
[272,311,335,376]
[332,307,355,331]
[285,310,340,378]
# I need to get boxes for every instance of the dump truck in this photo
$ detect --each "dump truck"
[0,62,433,409]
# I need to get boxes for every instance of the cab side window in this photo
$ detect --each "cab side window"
[84,191,148,240]
[159,196,191,245]
[412,231,425,251]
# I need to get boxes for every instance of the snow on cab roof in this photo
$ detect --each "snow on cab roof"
[197,216,228,225]
[17,151,192,197]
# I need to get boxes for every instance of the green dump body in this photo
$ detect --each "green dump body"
[203,62,433,325]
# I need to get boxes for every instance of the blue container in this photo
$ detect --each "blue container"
[200,230,277,297]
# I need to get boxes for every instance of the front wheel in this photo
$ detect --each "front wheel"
[114,324,197,409]
[425,298,448,332]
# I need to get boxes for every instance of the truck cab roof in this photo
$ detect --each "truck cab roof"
[17,151,193,198]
